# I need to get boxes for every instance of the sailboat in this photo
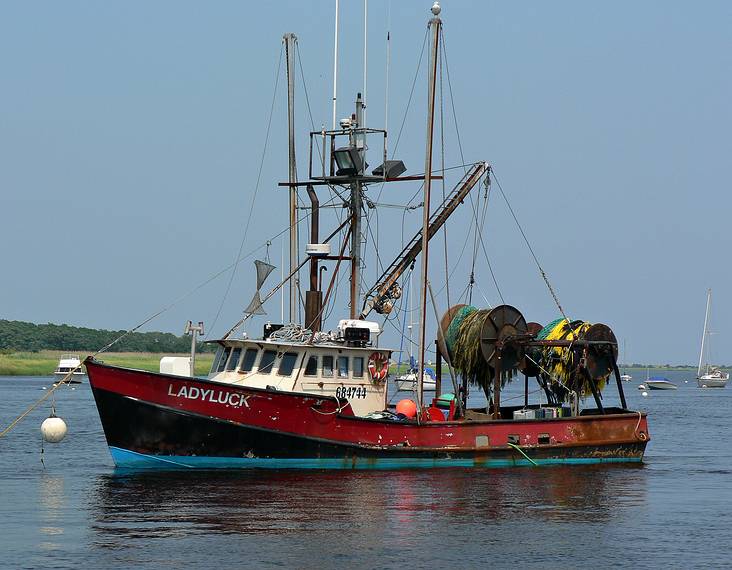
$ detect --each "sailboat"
[84,3,649,470]
[395,273,436,391]
[697,289,728,388]
[620,340,632,382]
[396,355,437,392]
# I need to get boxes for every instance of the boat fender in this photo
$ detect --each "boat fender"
[368,352,389,382]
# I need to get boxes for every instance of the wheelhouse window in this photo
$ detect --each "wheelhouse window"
[338,356,349,378]
[322,355,334,377]
[210,347,224,373]
[240,348,258,373]
[353,357,364,378]
[226,348,242,371]
[259,350,277,374]
[278,352,298,376]
[217,347,232,373]
[304,356,318,376]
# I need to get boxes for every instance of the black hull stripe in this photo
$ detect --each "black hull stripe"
[91,387,646,462]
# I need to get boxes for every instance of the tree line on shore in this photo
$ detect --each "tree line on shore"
[0,319,215,353]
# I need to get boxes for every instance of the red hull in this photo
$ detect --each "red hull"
[85,359,649,469]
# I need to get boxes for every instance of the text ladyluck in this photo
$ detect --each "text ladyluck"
[167,384,251,408]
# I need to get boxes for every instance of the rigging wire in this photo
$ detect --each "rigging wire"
[375,27,429,204]
[438,30,450,308]
[440,30,466,170]
[491,169,568,321]
[475,176,505,304]
[439,31,506,306]
[295,42,349,258]
[208,44,284,338]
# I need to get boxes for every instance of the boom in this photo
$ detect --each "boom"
[360,161,488,318]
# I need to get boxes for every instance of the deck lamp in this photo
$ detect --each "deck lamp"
[333,146,364,176]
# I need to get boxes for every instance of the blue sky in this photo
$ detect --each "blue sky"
[1,1,730,365]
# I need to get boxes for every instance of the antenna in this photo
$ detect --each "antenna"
[363,0,368,128]
[332,0,340,129]
[384,1,391,162]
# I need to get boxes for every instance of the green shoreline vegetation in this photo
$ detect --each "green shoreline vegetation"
[1,319,727,377]
[1,350,725,378]
[0,350,215,377]
[0,319,217,376]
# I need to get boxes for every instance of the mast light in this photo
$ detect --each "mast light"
[333,146,364,176]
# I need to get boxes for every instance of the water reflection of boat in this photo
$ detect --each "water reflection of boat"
[88,464,645,545]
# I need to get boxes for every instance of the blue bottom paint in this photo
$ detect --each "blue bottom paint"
[109,446,643,471]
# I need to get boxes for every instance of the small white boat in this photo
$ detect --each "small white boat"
[644,377,677,390]
[696,289,728,388]
[620,374,632,382]
[54,354,85,384]
[698,367,729,388]
[396,369,437,392]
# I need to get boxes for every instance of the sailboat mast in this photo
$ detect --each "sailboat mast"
[698,288,712,377]
[417,3,442,414]
[284,33,299,323]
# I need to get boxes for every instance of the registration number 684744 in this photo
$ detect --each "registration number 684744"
[335,386,367,399]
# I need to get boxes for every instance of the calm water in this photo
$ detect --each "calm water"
[1,371,731,569]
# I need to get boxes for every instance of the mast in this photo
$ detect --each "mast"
[698,288,712,377]
[416,2,442,414]
[284,33,299,323]
[350,94,366,319]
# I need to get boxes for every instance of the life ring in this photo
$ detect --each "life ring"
[368,352,389,382]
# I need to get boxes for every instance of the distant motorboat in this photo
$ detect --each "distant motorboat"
[53,354,85,384]
[620,374,632,382]
[696,289,728,388]
[644,377,677,390]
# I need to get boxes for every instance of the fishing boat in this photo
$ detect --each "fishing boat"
[85,3,649,470]
[53,354,85,384]
[697,289,728,388]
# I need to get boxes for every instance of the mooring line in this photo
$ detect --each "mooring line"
[507,442,539,467]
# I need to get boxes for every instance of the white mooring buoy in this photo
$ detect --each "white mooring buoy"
[41,416,67,443]
[641,391,649,398]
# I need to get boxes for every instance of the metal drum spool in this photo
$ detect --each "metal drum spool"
[519,321,544,377]
[478,305,528,371]
[582,323,618,380]
[438,303,467,359]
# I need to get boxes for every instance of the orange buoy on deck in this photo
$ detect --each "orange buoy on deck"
[396,399,417,418]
